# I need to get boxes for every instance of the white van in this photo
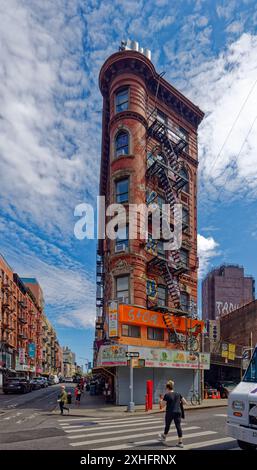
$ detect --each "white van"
[227,345,257,450]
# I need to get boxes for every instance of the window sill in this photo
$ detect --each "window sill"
[112,154,135,163]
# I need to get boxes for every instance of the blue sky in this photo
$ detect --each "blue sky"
[1,0,257,365]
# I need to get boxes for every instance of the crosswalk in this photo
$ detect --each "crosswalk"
[57,414,238,450]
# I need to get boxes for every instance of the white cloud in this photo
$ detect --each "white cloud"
[184,33,257,201]
[197,234,219,279]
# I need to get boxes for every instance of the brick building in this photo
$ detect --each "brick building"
[220,299,257,348]
[202,264,255,321]
[94,41,208,405]
[0,253,62,387]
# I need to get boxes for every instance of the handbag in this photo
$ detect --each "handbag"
[180,395,185,419]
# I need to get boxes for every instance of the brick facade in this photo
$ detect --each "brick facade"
[220,299,257,348]
[95,48,204,356]
[202,264,255,321]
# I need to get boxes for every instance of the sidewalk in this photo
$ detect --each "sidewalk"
[53,392,228,418]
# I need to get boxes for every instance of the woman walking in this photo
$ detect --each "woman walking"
[58,385,69,415]
[75,384,81,406]
[158,380,188,447]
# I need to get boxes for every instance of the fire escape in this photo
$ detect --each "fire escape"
[146,113,193,347]
[96,251,104,319]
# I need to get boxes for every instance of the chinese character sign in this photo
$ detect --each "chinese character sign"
[108,301,118,337]
[19,348,25,364]
[28,343,35,358]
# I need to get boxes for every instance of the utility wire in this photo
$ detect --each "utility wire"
[206,75,257,178]
[215,113,257,203]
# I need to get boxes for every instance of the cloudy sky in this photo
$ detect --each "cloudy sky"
[1,0,257,363]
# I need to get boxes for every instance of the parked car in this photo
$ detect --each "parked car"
[32,377,48,388]
[216,381,238,398]
[64,377,73,383]
[30,378,42,390]
[3,377,31,394]
[47,376,55,385]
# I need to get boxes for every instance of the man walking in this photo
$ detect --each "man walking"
[158,380,187,447]
[58,385,69,415]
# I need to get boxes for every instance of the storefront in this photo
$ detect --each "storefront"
[97,344,210,405]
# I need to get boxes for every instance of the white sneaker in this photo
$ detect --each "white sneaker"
[158,433,166,442]
[176,442,184,448]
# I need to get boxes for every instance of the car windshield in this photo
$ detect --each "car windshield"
[243,347,257,383]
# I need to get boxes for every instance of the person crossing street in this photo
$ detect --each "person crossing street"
[58,385,70,415]
[158,380,188,448]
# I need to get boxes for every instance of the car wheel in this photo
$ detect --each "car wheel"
[4,391,8,395]
[237,440,256,451]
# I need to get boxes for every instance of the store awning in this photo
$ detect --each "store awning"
[92,366,116,377]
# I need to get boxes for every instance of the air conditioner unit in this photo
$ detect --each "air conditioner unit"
[117,296,129,304]
[115,243,126,253]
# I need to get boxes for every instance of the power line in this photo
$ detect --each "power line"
[216,113,257,203]
[206,75,257,178]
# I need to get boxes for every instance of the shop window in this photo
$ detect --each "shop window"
[122,324,140,338]
[115,131,129,157]
[115,88,129,113]
[116,178,129,203]
[147,327,164,341]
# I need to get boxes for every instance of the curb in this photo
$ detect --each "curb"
[51,401,227,418]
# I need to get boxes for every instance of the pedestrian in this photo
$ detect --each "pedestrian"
[79,377,84,392]
[75,384,81,406]
[58,385,69,415]
[158,380,188,447]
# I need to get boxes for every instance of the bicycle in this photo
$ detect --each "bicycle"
[189,390,201,406]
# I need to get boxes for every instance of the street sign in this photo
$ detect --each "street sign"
[126,352,139,358]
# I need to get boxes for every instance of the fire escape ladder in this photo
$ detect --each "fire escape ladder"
[96,254,104,314]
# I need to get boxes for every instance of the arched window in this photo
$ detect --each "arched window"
[115,131,129,157]
[115,88,129,113]
[180,167,189,193]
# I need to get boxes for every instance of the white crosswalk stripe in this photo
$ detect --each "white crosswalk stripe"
[58,414,235,450]
[67,426,199,440]
[63,418,169,433]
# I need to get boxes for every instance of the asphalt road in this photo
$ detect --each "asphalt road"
[0,390,237,450]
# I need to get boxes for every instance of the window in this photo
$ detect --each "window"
[116,178,129,203]
[180,292,189,312]
[180,167,189,193]
[115,88,129,113]
[180,248,189,267]
[177,126,189,143]
[116,275,129,303]
[156,109,167,125]
[115,131,129,157]
[115,224,129,248]
[157,195,165,209]
[157,240,165,258]
[147,327,164,341]
[182,207,189,226]
[122,324,140,338]
[157,285,167,307]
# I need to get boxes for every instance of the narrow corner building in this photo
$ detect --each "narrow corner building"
[94,40,208,405]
